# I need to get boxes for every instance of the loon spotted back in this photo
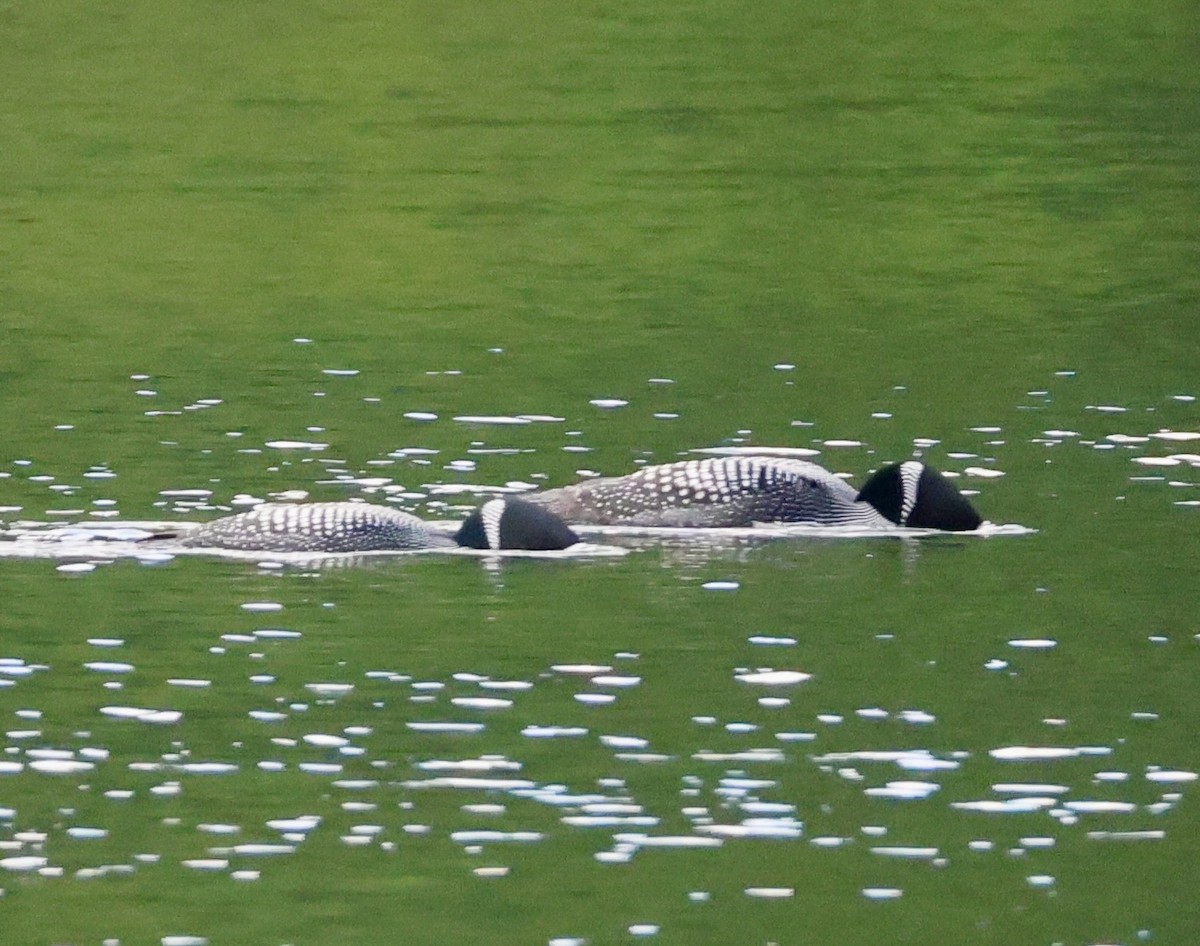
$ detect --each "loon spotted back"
[160,456,980,553]
[168,497,580,553]
[525,457,982,531]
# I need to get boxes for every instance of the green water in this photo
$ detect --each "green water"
[2,1,1199,944]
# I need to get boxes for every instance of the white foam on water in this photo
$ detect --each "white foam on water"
[575,694,616,705]
[735,670,811,686]
[303,734,349,748]
[28,759,95,774]
[451,697,513,710]
[601,735,648,750]
[230,844,295,856]
[100,706,182,724]
[305,683,353,695]
[1064,801,1136,814]
[450,830,543,844]
[952,798,1058,813]
[990,746,1110,761]
[197,824,240,835]
[697,819,801,839]
[745,887,794,898]
[267,816,321,833]
[1087,830,1165,841]
[590,675,641,687]
[453,415,531,425]
[183,859,229,871]
[402,777,535,791]
[994,783,1070,794]
[871,846,939,859]
[864,781,939,800]
[1146,769,1198,783]
[264,440,328,450]
[1133,456,1181,466]
[862,888,903,900]
[1,856,48,872]
[522,726,587,739]
[419,758,521,773]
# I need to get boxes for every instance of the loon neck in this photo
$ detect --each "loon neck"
[454,497,580,550]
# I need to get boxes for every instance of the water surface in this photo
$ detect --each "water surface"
[2,1,1198,944]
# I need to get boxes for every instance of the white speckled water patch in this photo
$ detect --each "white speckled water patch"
[264,440,328,451]
[0,397,1188,946]
[734,670,811,686]
[1008,638,1057,649]
[745,886,794,898]
[575,693,617,706]
[84,661,135,673]
[864,781,940,800]
[990,746,1111,762]
[1146,769,1198,783]
[99,706,182,724]
[862,888,903,900]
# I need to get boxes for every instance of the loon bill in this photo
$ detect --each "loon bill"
[161,497,580,553]
[525,457,983,532]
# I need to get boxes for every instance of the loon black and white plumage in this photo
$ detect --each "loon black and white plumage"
[170,497,580,553]
[164,456,979,553]
[525,457,982,532]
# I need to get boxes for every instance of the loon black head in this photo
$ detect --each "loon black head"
[455,497,580,551]
[856,462,983,532]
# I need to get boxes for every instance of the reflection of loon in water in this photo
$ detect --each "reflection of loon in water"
[164,456,982,554]
[526,457,982,531]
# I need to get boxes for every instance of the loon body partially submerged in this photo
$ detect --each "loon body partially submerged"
[526,457,982,532]
[165,456,980,554]
[173,497,580,553]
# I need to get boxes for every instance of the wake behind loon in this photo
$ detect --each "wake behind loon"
[524,456,983,532]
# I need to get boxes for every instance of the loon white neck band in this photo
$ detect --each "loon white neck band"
[899,462,922,524]
[480,499,505,550]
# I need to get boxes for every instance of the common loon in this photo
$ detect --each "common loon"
[166,497,580,553]
[158,457,979,553]
[525,457,983,531]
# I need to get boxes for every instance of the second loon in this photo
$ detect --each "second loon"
[168,497,580,553]
[524,456,983,531]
